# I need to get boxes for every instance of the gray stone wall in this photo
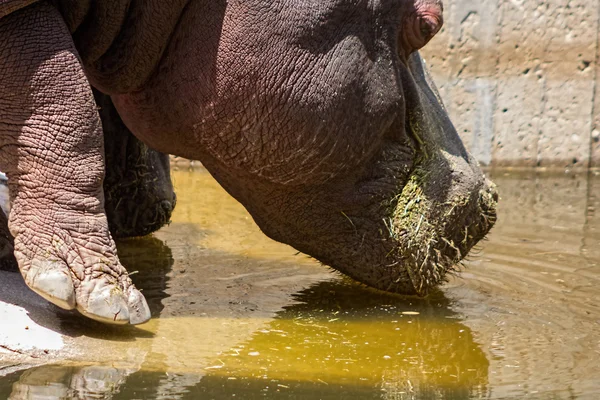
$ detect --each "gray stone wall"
[420,0,600,169]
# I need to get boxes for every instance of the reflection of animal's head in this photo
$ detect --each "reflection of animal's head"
[195,281,490,398]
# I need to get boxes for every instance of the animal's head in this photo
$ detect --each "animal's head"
[193,0,497,294]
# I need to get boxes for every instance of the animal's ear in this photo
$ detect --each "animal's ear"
[405,51,470,161]
[407,51,447,112]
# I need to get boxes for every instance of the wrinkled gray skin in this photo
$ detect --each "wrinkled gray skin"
[0,0,497,325]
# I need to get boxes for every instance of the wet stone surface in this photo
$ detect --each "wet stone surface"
[1,168,600,399]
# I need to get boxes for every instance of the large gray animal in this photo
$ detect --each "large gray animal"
[0,0,497,325]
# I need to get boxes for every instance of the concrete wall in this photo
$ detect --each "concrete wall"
[420,0,600,169]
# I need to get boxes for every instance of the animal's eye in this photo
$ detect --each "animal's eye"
[420,19,432,37]
[417,10,443,42]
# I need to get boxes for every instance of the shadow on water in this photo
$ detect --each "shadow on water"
[0,281,489,400]
[117,236,175,319]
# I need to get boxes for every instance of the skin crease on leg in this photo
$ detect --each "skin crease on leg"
[0,3,150,325]
[0,0,496,324]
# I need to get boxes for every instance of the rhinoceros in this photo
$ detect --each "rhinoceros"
[0,0,497,325]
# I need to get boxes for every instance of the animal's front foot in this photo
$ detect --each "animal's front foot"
[13,212,150,325]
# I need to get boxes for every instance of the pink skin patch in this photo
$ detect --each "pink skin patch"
[400,0,444,59]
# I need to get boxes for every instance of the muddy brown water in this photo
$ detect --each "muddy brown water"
[1,168,599,399]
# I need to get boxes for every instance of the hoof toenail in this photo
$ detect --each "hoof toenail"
[26,261,76,310]
[127,288,151,325]
[77,283,130,325]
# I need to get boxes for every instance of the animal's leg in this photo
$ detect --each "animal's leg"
[94,89,176,239]
[0,3,150,324]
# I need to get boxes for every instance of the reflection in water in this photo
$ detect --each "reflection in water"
[1,365,136,399]
[198,282,489,399]
[2,169,600,399]
[1,282,488,399]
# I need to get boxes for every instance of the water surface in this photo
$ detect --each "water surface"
[1,169,599,399]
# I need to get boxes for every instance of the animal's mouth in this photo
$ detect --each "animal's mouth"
[384,166,498,295]
[360,63,498,295]
[315,139,498,297]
